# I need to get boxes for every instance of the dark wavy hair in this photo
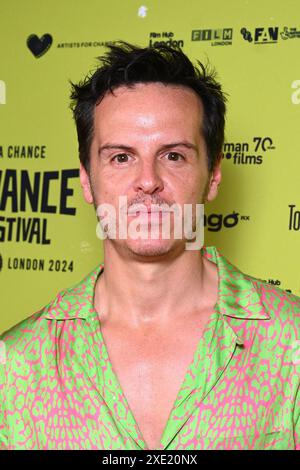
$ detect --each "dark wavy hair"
[70,41,227,172]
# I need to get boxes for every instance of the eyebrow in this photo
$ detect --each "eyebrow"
[98,141,198,155]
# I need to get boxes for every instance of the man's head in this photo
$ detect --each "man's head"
[70,42,226,258]
[70,41,226,174]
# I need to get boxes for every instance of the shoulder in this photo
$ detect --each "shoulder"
[206,245,300,324]
[0,265,104,345]
[0,263,103,366]
[250,274,300,316]
[246,273,300,334]
[0,299,57,370]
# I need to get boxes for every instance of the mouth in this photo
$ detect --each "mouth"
[127,204,170,215]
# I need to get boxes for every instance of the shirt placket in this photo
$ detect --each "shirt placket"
[158,309,241,450]
[83,315,148,450]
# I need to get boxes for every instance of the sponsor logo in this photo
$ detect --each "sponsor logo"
[241,26,300,45]
[27,34,114,51]
[288,204,300,231]
[223,136,275,165]
[241,26,279,44]
[204,211,247,232]
[240,28,253,42]
[27,33,53,57]
[191,28,233,46]
[281,26,300,39]
[149,32,184,48]
[56,40,115,49]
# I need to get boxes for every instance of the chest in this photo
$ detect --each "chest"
[99,320,208,449]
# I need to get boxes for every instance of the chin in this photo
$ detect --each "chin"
[124,237,180,258]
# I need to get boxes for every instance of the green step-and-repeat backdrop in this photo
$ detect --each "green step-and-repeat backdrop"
[1,0,299,332]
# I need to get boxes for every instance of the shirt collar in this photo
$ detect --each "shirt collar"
[41,245,271,322]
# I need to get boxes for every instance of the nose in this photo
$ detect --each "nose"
[133,159,164,195]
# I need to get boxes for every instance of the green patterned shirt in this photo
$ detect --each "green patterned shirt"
[0,245,299,449]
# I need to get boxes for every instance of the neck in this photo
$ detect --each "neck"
[94,242,218,329]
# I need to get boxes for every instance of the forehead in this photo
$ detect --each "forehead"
[93,83,204,133]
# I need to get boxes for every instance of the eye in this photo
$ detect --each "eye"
[111,153,130,164]
[166,152,184,162]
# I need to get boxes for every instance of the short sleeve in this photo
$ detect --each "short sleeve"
[0,342,8,449]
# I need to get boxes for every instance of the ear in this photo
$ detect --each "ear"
[79,162,93,204]
[205,153,222,203]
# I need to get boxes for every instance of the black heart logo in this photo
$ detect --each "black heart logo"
[27,34,53,58]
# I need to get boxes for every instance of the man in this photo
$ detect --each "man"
[0,42,299,450]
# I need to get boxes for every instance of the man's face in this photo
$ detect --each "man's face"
[80,82,221,258]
